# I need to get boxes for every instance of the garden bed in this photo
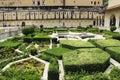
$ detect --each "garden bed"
[63,48,110,72]
[106,47,120,63]
[90,39,120,50]
[44,47,72,59]
[61,40,95,49]
[0,58,45,80]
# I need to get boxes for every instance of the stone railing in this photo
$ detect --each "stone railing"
[0,27,21,40]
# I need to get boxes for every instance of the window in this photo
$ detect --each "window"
[91,1,93,4]
[98,1,99,4]
[32,1,35,5]
[94,1,96,5]
[38,1,40,5]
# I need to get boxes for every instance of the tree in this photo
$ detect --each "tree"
[22,27,34,36]
[110,26,116,32]
[40,25,44,32]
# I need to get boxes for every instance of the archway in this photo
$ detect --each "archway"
[110,15,116,26]
[22,22,26,27]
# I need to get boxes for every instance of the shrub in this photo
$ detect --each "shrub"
[44,47,71,59]
[110,67,120,80]
[61,40,95,49]
[22,27,34,36]
[63,48,110,72]
[105,47,120,63]
[90,39,120,50]
[110,26,116,32]
[40,25,44,32]
[112,34,120,40]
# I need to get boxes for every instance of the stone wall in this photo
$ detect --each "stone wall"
[0,27,20,40]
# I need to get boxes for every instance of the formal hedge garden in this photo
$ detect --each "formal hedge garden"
[61,40,95,49]
[0,26,120,80]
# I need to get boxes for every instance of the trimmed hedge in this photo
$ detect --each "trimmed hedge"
[106,47,120,63]
[37,53,59,80]
[44,47,72,59]
[23,37,57,43]
[112,34,120,40]
[90,39,120,50]
[63,48,110,72]
[0,41,20,49]
[61,40,95,49]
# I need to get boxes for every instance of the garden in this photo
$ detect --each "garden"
[0,26,120,80]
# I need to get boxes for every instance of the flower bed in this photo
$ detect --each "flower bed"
[1,58,45,80]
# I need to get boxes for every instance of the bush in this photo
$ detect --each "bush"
[110,26,116,32]
[105,47,120,63]
[90,39,120,50]
[112,34,120,40]
[63,48,110,72]
[22,27,34,36]
[110,67,120,80]
[44,47,71,59]
[61,40,95,49]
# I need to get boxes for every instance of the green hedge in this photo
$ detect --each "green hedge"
[0,41,20,49]
[106,47,120,63]
[61,40,95,49]
[90,39,120,50]
[112,34,120,40]
[63,48,110,72]
[23,37,57,43]
[37,53,59,80]
[44,47,72,59]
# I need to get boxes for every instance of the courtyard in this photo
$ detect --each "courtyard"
[0,26,120,80]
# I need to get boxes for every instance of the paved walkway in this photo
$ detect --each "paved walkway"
[58,60,65,80]
[104,64,114,74]
[2,58,31,71]
[110,58,120,69]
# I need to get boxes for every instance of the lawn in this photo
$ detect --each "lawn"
[63,48,110,72]
[0,41,20,48]
[106,47,120,62]
[61,40,95,49]
[91,39,120,49]
[44,47,72,59]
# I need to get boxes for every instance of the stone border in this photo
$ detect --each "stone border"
[2,55,49,80]
[58,60,65,80]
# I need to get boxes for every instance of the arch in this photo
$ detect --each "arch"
[22,22,26,27]
[110,15,116,26]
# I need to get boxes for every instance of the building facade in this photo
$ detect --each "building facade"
[104,0,120,28]
[0,0,104,27]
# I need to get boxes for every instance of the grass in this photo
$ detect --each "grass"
[63,48,110,72]
[63,48,110,65]
[0,41,20,48]
[106,47,120,62]
[61,40,95,49]
[44,47,72,59]
[91,39,120,49]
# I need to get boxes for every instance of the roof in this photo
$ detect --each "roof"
[107,0,120,10]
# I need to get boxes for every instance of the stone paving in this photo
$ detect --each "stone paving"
[58,60,65,80]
